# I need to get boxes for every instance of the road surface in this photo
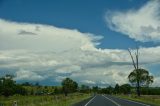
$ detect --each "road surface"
[73,94,153,106]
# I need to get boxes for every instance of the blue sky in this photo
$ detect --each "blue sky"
[0,0,157,49]
[0,0,160,87]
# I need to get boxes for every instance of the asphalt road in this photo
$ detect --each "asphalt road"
[73,94,153,106]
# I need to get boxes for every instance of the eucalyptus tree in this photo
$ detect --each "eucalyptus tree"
[61,78,78,96]
[128,48,153,96]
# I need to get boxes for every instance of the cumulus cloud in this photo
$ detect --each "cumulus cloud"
[0,18,160,87]
[152,76,160,87]
[0,19,103,51]
[71,65,132,86]
[81,80,96,85]
[15,69,45,81]
[105,0,160,42]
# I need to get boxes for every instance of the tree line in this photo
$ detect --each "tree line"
[0,74,159,97]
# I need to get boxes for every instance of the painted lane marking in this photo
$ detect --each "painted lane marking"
[102,95,121,106]
[113,96,150,106]
[84,96,97,106]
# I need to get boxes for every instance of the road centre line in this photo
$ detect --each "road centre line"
[84,96,97,106]
[102,95,121,106]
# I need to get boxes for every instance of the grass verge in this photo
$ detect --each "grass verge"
[0,93,91,106]
[115,94,160,106]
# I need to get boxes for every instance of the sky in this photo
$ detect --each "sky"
[0,0,160,87]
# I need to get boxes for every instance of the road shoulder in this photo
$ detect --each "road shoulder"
[109,95,156,106]
[72,96,94,106]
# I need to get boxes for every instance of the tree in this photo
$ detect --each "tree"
[0,75,16,97]
[92,86,99,93]
[128,48,154,96]
[80,85,90,93]
[0,77,3,95]
[146,75,154,87]
[119,84,131,94]
[61,78,78,96]
[21,82,32,86]
[0,74,27,97]
[14,84,27,95]
[114,84,120,94]
[35,82,40,87]
[54,87,62,94]
[72,81,78,92]
[106,86,114,94]
[100,86,114,94]
[128,69,153,91]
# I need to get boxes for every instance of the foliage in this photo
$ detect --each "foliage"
[89,84,132,95]
[128,48,154,96]
[128,68,153,87]
[141,87,160,95]
[114,84,120,94]
[79,85,90,93]
[0,75,27,97]
[21,82,33,86]
[128,68,154,96]
[119,84,131,94]
[0,74,158,98]
[92,86,99,93]
[61,78,78,96]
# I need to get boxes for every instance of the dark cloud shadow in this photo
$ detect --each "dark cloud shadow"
[18,30,37,35]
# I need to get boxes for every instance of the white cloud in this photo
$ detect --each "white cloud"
[105,0,160,42]
[81,80,96,85]
[0,19,103,51]
[15,69,45,81]
[0,46,160,86]
[55,65,81,74]
[0,18,160,87]
[152,76,160,87]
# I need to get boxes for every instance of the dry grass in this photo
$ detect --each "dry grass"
[117,94,160,106]
[0,93,90,106]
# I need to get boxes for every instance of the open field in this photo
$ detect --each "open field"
[116,95,160,106]
[0,93,90,106]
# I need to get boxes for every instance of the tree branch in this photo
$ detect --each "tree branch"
[136,47,139,69]
[128,49,137,69]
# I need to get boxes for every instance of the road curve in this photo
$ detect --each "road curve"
[73,94,153,106]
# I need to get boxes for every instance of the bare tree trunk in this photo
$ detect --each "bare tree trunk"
[136,48,140,96]
[136,48,139,69]
[137,81,140,96]
[128,48,141,96]
[128,49,136,69]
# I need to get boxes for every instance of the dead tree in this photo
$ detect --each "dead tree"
[128,47,141,96]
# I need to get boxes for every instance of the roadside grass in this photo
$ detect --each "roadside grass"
[116,94,160,106]
[0,93,90,106]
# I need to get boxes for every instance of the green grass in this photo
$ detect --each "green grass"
[0,93,90,106]
[116,94,160,106]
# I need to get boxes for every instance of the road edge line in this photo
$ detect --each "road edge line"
[113,96,150,106]
[102,95,121,106]
[84,95,96,106]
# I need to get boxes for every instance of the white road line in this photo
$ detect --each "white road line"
[102,95,121,106]
[114,96,150,106]
[84,96,97,106]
